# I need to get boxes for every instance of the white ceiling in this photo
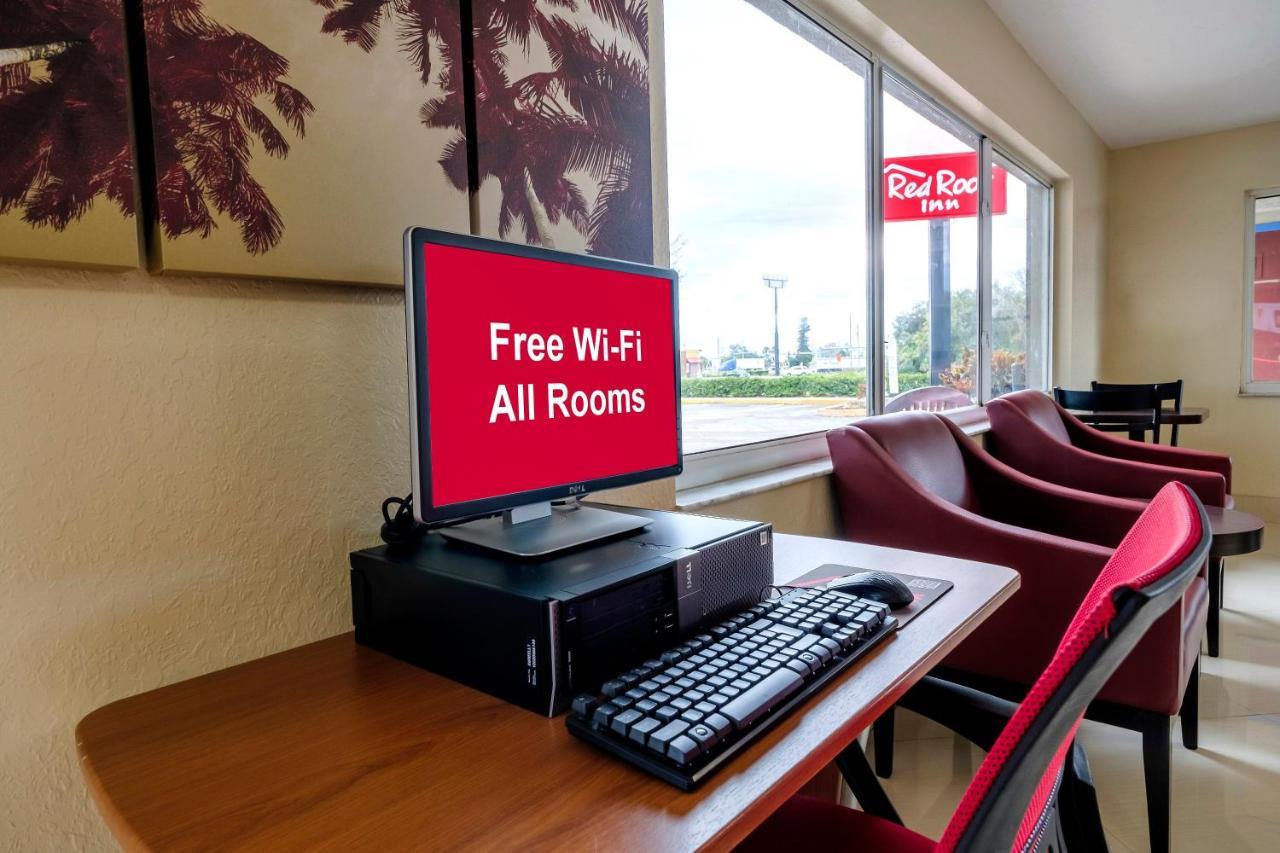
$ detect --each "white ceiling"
[983,0,1280,148]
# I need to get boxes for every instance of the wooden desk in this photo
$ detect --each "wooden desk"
[77,535,1018,852]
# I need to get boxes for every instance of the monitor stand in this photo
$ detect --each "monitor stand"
[436,501,649,559]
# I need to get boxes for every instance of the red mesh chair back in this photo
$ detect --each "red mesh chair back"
[937,482,1210,853]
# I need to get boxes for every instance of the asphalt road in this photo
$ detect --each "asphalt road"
[681,399,866,453]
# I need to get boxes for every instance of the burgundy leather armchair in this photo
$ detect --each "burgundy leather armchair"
[986,390,1232,507]
[827,412,1207,853]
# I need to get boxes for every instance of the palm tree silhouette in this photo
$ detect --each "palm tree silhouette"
[144,0,314,254]
[314,0,652,262]
[0,0,311,255]
[0,0,134,229]
[525,7,651,259]
[311,0,463,85]
[466,6,594,248]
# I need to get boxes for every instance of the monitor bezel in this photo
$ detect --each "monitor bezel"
[404,226,684,525]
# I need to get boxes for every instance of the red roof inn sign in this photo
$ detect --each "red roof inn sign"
[883,153,1007,222]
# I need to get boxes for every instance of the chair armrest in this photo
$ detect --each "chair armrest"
[1063,416,1233,492]
[898,675,1019,751]
[988,402,1228,507]
[943,418,1146,548]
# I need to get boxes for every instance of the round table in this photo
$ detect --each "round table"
[1205,506,1265,657]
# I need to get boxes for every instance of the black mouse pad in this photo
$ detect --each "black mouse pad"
[780,564,954,628]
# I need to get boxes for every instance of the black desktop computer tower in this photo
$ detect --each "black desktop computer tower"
[349,504,773,716]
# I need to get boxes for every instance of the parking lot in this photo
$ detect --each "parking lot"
[681,398,867,453]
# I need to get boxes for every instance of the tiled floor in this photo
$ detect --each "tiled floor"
[875,526,1280,852]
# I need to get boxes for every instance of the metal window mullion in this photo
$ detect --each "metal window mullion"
[978,137,994,403]
[1043,187,1055,390]
[868,59,885,415]
[992,143,1053,391]
[988,144,1052,197]
[783,0,874,63]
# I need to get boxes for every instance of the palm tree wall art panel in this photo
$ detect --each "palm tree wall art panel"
[0,0,139,269]
[471,0,655,264]
[138,0,470,284]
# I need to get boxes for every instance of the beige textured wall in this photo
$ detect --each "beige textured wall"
[1104,121,1280,500]
[0,267,410,848]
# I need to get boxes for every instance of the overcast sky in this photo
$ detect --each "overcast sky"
[665,0,1034,360]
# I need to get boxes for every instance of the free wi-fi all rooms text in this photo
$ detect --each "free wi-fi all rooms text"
[486,322,649,424]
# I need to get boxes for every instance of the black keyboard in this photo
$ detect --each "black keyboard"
[566,586,898,789]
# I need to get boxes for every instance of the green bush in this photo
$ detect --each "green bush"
[682,371,866,398]
[681,371,936,399]
[895,372,931,392]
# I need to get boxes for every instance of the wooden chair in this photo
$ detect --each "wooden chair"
[1093,380,1185,446]
[1053,387,1160,442]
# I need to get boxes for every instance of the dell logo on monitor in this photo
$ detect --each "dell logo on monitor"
[568,483,587,495]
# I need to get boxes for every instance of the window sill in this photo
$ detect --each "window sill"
[676,407,990,511]
[676,458,834,511]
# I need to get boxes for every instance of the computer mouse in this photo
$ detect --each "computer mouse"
[826,571,915,610]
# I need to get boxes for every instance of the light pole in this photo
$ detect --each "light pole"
[763,275,787,376]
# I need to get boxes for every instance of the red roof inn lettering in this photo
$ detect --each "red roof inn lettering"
[883,153,1008,222]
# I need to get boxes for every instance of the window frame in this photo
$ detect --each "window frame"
[672,0,1055,491]
[986,145,1055,401]
[880,68,983,408]
[1241,187,1280,396]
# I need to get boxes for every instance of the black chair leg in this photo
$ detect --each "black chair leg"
[1142,717,1172,853]
[835,740,904,825]
[872,705,895,778]
[1180,656,1200,750]
[1207,558,1222,657]
[1060,741,1109,853]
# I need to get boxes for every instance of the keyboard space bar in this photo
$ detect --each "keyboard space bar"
[720,670,805,730]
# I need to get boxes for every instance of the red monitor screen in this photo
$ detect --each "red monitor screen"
[407,230,681,521]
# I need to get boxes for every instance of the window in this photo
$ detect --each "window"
[990,152,1052,396]
[665,0,1053,479]
[1244,190,1280,393]
[882,73,980,406]
[665,0,870,454]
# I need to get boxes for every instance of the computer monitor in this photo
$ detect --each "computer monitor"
[403,227,682,557]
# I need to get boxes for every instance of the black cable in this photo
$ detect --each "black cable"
[380,494,426,545]
[378,492,589,546]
